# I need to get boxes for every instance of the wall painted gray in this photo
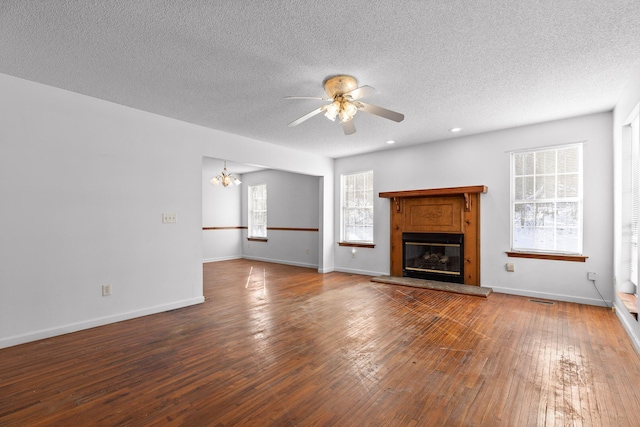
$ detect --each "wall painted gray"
[241,169,320,269]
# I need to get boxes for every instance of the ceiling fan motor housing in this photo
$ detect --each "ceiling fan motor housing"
[323,75,358,98]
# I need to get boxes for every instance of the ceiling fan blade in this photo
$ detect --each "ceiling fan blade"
[343,85,375,100]
[284,96,329,100]
[357,101,404,122]
[288,106,325,127]
[342,120,356,135]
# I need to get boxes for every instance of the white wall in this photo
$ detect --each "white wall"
[241,169,320,268]
[0,74,204,348]
[613,61,640,351]
[335,113,614,307]
[202,157,243,262]
[0,74,334,348]
[2,68,624,348]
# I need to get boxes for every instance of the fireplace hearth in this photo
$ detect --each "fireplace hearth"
[403,233,464,283]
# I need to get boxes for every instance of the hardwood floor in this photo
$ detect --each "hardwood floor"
[1,259,640,426]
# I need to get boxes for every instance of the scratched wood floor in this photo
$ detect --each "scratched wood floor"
[1,259,640,426]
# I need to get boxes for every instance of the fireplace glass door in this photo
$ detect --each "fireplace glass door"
[402,233,464,283]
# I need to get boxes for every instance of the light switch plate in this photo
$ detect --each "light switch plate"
[162,213,177,224]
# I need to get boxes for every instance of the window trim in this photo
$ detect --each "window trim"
[506,251,587,262]
[339,170,374,245]
[626,103,640,292]
[248,183,267,239]
[337,242,375,248]
[509,142,584,256]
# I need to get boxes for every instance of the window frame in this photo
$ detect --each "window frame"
[248,183,267,239]
[628,107,640,290]
[340,170,374,245]
[510,143,584,256]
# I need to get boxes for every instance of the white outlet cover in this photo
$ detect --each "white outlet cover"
[162,213,177,223]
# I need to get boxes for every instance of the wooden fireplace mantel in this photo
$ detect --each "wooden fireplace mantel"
[379,185,488,286]
[380,185,488,212]
[379,185,488,199]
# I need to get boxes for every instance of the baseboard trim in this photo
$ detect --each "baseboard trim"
[490,286,612,307]
[615,300,640,356]
[0,297,205,349]
[242,256,318,270]
[334,267,389,277]
[203,256,242,263]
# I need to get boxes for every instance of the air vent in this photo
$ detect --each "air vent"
[529,299,555,305]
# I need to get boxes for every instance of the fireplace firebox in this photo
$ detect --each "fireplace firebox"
[402,233,464,284]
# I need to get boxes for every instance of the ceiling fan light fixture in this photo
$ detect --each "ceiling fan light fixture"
[286,74,404,135]
[338,110,352,123]
[341,100,358,117]
[324,100,340,121]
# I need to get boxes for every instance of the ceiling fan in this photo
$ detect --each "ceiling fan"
[286,75,404,135]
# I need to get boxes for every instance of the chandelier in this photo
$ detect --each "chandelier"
[210,161,241,187]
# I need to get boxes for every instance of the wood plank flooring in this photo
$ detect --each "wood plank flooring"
[1,259,640,426]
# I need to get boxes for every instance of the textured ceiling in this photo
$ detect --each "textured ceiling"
[1,1,639,158]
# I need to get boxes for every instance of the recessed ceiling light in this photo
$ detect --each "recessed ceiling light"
[386,140,396,144]
[449,127,462,133]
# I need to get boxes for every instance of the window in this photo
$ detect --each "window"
[630,111,640,288]
[341,170,374,243]
[511,143,583,254]
[248,184,267,238]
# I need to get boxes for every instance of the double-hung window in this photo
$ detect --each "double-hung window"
[629,110,640,288]
[511,143,583,254]
[248,184,267,239]
[341,170,374,244]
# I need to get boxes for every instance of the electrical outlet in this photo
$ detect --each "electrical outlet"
[588,272,597,281]
[305,248,310,254]
[162,213,177,224]
[506,263,515,272]
[102,284,112,296]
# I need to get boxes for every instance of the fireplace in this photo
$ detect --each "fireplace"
[403,233,464,283]
[379,186,487,286]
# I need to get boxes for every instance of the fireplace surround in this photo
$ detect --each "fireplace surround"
[380,186,487,286]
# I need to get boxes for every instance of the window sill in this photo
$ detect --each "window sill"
[247,237,268,242]
[506,251,588,262]
[338,242,375,248]
[617,291,638,320]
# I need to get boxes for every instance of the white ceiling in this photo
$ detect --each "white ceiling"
[1,1,639,158]
[202,157,264,175]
